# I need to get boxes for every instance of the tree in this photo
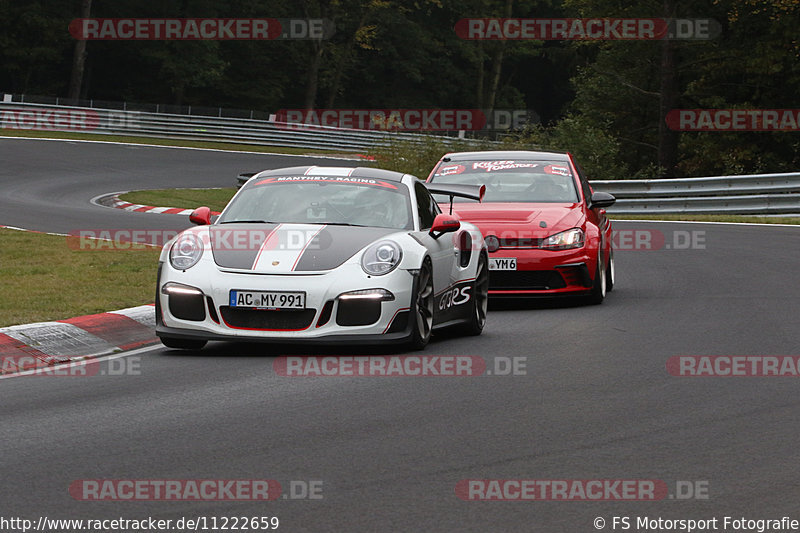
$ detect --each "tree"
[68,0,92,99]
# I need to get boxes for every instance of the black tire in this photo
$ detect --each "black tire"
[408,259,435,350]
[460,253,489,336]
[606,249,615,292]
[159,336,208,350]
[585,253,607,305]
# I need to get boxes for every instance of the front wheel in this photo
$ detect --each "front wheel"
[606,249,615,292]
[159,336,208,350]
[459,253,489,336]
[585,254,607,305]
[408,259,434,350]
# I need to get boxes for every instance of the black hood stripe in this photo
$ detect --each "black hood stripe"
[293,226,397,272]
[210,223,279,270]
[290,225,326,270]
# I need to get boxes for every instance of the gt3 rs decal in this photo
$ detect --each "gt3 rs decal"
[438,285,471,311]
[433,279,474,324]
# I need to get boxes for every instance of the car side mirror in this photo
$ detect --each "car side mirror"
[430,213,460,238]
[189,206,212,225]
[590,192,616,209]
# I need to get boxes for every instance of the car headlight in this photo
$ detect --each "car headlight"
[170,233,204,270]
[542,228,585,250]
[361,240,402,275]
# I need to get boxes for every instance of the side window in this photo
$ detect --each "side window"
[574,162,593,203]
[415,181,439,229]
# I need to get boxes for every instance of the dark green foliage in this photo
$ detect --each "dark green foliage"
[1,0,797,177]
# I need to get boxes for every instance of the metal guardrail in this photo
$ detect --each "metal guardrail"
[591,173,800,198]
[0,101,485,152]
[591,173,800,215]
[3,100,798,215]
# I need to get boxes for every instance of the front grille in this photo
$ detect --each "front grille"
[499,238,542,249]
[220,306,316,330]
[557,265,591,287]
[489,270,566,290]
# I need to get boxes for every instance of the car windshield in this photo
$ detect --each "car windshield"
[219,175,413,230]
[431,159,580,203]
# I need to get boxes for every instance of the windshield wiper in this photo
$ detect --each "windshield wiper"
[219,219,275,224]
[318,222,370,227]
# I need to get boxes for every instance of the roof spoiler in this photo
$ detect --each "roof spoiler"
[424,183,485,214]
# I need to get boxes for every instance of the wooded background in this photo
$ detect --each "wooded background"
[1,0,798,179]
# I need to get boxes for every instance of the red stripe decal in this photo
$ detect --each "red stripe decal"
[251,224,283,270]
[291,225,326,271]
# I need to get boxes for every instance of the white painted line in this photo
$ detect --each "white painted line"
[0,225,69,237]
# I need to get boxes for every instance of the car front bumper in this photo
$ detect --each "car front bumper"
[487,247,598,296]
[156,261,417,343]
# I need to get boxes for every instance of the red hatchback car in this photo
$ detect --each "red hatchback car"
[427,150,616,303]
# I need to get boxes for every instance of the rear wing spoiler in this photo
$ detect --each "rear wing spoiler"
[424,183,485,214]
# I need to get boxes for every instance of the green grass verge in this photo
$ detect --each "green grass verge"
[609,214,800,224]
[0,228,161,327]
[0,128,364,157]
[119,188,237,213]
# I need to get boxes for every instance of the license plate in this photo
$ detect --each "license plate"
[230,290,306,309]
[489,258,517,271]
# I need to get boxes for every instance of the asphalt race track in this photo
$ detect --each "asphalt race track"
[0,138,356,234]
[2,137,800,532]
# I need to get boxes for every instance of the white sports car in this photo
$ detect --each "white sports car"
[155,165,488,350]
